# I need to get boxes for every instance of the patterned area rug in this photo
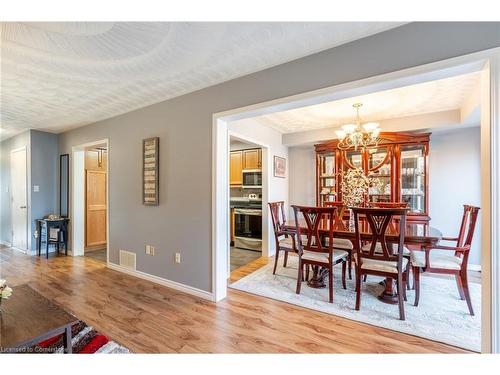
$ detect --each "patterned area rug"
[31,321,130,354]
[230,256,481,351]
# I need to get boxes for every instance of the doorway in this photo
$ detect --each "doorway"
[10,147,28,252]
[83,145,108,262]
[72,139,109,263]
[212,50,499,352]
[229,137,264,273]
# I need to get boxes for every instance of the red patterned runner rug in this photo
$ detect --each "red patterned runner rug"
[31,321,130,354]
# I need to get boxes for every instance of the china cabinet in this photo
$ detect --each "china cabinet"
[315,132,430,223]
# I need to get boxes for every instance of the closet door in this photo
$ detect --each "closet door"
[86,170,107,247]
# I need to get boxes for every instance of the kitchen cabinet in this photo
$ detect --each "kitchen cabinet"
[230,151,243,186]
[315,131,430,223]
[243,149,261,170]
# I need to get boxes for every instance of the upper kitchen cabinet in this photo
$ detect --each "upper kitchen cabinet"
[243,149,262,170]
[230,151,243,186]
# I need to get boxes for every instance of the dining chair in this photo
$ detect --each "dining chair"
[268,201,298,275]
[292,205,348,303]
[366,202,411,287]
[324,201,354,279]
[352,207,409,320]
[410,204,480,315]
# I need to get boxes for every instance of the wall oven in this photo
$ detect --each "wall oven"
[242,170,262,189]
[234,208,262,251]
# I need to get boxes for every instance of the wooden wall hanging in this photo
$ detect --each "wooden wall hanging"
[143,137,159,206]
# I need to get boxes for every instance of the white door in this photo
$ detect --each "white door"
[11,147,28,251]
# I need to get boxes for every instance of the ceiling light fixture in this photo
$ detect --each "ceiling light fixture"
[335,103,381,151]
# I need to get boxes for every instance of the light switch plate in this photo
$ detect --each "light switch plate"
[175,253,181,263]
[33,185,40,192]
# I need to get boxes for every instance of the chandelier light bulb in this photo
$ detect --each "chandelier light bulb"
[341,123,357,134]
[363,122,379,132]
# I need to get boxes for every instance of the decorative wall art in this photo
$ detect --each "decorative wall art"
[143,137,159,205]
[273,156,286,178]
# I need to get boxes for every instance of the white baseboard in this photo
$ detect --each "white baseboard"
[0,240,12,247]
[11,246,27,254]
[107,262,214,302]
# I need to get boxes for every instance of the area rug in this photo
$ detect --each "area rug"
[31,321,131,354]
[230,257,481,351]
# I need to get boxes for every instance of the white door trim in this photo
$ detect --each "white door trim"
[212,47,500,353]
[71,139,109,265]
[10,146,28,253]
[489,53,500,354]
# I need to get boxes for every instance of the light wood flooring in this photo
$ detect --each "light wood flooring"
[0,247,471,353]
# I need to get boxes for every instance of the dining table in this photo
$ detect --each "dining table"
[284,218,442,304]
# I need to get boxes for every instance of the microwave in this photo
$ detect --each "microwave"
[242,170,262,188]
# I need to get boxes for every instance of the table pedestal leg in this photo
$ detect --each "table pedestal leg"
[307,266,328,289]
[378,277,399,304]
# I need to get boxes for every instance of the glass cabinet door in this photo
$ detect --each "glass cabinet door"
[400,144,426,213]
[318,152,336,206]
[345,150,363,170]
[367,147,392,203]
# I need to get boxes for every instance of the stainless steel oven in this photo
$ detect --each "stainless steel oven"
[242,170,262,189]
[234,208,262,251]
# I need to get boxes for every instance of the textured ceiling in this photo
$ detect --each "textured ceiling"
[0,22,402,140]
[253,71,481,134]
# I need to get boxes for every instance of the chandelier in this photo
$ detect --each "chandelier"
[335,103,381,151]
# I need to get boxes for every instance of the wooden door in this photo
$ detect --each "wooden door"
[230,151,243,186]
[85,170,107,248]
[243,149,261,170]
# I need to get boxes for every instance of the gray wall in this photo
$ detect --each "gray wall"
[29,130,59,251]
[0,130,58,250]
[58,22,500,292]
[429,127,482,265]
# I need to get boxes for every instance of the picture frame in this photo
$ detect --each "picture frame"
[273,156,286,178]
[142,137,159,206]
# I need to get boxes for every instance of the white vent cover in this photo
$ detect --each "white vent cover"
[119,250,136,270]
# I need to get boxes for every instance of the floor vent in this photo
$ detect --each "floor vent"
[119,250,136,270]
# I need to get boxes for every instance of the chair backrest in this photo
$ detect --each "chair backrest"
[323,201,346,223]
[352,207,407,266]
[457,205,480,249]
[292,205,338,257]
[268,201,287,238]
[367,202,409,209]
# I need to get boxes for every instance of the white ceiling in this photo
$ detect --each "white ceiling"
[0,22,403,140]
[253,71,481,134]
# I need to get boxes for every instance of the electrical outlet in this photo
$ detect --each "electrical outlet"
[150,246,155,256]
[174,253,181,263]
[145,245,150,255]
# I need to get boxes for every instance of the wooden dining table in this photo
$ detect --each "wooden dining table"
[284,218,442,304]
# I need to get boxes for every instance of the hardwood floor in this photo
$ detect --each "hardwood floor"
[0,247,470,353]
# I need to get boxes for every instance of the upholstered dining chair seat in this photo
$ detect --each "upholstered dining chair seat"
[279,237,295,249]
[302,249,348,263]
[354,253,409,274]
[410,250,463,270]
[361,242,410,256]
[325,238,354,250]
[278,235,309,249]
